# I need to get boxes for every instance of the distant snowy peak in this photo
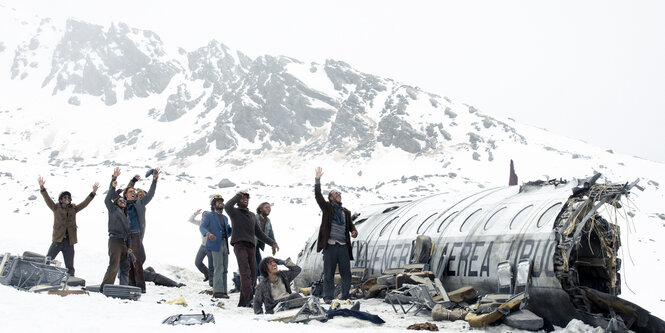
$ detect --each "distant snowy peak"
[3,10,527,162]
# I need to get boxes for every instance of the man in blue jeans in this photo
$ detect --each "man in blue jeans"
[313,167,358,303]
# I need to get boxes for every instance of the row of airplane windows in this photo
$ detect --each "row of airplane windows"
[369,202,564,237]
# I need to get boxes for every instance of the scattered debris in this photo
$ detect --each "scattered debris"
[162,311,214,325]
[503,309,544,331]
[165,296,187,306]
[407,322,438,331]
[102,284,142,301]
[47,290,88,297]
[0,252,67,290]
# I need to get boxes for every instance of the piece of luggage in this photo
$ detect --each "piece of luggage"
[102,284,142,300]
[162,311,215,325]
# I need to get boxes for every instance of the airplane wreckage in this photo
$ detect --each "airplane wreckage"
[296,173,665,332]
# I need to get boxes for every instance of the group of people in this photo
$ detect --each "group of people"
[195,190,279,307]
[37,166,359,313]
[38,167,159,293]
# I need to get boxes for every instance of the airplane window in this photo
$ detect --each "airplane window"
[459,209,483,232]
[416,213,438,234]
[382,206,399,214]
[379,216,399,236]
[510,205,534,230]
[483,207,507,231]
[355,218,368,226]
[537,202,563,228]
[437,211,459,233]
[398,215,418,235]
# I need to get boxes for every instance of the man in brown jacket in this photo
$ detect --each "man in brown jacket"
[314,167,357,303]
[38,176,99,276]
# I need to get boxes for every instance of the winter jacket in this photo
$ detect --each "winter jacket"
[254,213,275,251]
[105,178,130,241]
[199,211,232,253]
[314,180,356,259]
[253,259,301,314]
[225,194,275,247]
[40,188,95,245]
[123,176,157,240]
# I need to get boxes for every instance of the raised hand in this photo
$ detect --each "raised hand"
[315,167,323,180]
[92,182,100,193]
[133,174,141,181]
[152,167,161,179]
[38,176,45,188]
[113,167,121,178]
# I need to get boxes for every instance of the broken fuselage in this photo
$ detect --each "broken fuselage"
[296,175,661,330]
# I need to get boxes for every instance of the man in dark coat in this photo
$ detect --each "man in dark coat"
[314,167,358,303]
[100,167,132,291]
[254,257,302,314]
[225,190,279,307]
[38,176,99,276]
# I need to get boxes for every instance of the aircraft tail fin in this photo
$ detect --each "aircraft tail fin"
[509,159,518,186]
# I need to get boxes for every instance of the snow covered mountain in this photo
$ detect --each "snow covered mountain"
[0,4,664,330]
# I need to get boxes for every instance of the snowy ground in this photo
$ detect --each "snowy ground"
[0,263,604,333]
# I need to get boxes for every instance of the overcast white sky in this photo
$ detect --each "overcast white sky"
[5,0,665,162]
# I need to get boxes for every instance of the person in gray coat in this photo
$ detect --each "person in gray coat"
[100,167,132,291]
[253,257,302,314]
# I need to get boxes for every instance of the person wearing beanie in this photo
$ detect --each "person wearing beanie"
[100,167,133,291]
[200,194,232,298]
[225,190,279,307]
[37,176,99,276]
[314,167,358,303]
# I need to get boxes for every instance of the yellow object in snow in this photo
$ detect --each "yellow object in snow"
[165,296,187,307]
[300,287,311,296]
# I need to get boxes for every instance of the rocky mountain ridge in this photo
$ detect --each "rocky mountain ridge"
[2,12,526,166]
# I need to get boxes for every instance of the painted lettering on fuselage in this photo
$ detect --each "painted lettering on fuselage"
[440,239,556,278]
[352,238,556,278]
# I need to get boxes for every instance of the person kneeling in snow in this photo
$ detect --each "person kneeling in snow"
[254,257,302,314]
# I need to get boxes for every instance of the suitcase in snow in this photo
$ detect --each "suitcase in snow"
[102,284,142,301]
